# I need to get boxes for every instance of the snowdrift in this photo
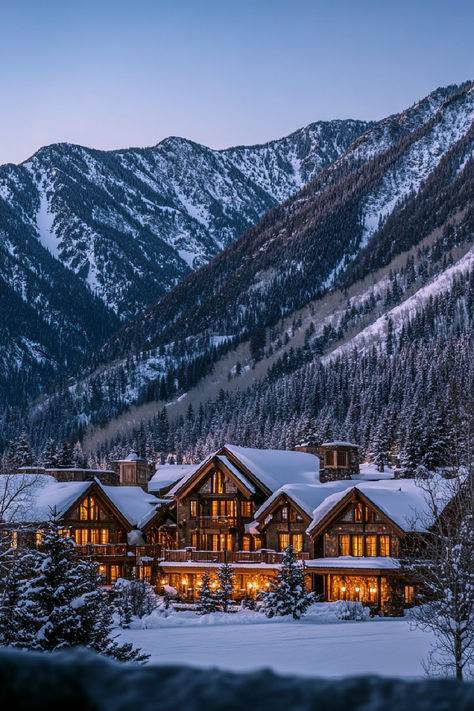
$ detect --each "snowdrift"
[0,647,472,711]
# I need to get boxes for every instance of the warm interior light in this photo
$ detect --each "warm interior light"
[197,581,202,586]
[161,579,166,584]
[341,586,346,592]
[247,582,253,589]
[265,582,270,587]
[211,582,218,588]
[355,587,360,592]
[181,578,188,585]
[99,565,105,572]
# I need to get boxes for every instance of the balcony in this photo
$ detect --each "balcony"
[159,549,310,564]
[72,544,129,558]
[196,516,237,529]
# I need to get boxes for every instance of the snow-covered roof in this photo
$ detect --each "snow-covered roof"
[217,455,256,493]
[254,481,355,521]
[148,464,198,493]
[321,441,360,448]
[0,475,92,523]
[307,479,446,534]
[306,556,401,570]
[352,463,396,481]
[100,483,161,527]
[223,444,320,492]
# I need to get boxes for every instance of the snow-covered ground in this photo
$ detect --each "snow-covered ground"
[119,607,434,679]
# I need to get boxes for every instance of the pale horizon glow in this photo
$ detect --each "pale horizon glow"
[0,0,472,165]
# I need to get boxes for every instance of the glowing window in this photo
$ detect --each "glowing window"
[190,501,197,518]
[339,534,350,556]
[240,501,252,518]
[211,471,225,493]
[292,534,303,552]
[279,533,290,551]
[366,535,377,556]
[379,535,390,556]
[352,535,363,556]
[354,503,363,522]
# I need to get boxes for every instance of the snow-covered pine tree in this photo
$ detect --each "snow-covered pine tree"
[196,571,219,614]
[12,431,34,468]
[261,545,315,619]
[3,521,147,661]
[40,438,59,468]
[216,562,234,612]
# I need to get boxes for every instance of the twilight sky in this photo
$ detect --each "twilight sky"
[0,0,472,165]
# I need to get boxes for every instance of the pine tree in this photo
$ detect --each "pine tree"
[40,438,59,468]
[12,431,34,468]
[196,571,219,614]
[2,522,148,661]
[261,546,315,619]
[216,562,234,612]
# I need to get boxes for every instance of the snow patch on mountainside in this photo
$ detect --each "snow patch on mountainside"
[36,187,60,257]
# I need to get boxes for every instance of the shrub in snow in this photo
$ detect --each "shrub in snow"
[216,562,234,612]
[196,571,219,614]
[260,546,315,620]
[334,600,368,621]
[111,577,158,624]
[0,522,148,662]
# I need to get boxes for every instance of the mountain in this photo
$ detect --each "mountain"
[0,118,371,410]
[16,81,473,456]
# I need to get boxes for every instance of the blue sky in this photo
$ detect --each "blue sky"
[0,0,472,164]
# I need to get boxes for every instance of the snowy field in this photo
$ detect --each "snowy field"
[119,607,434,679]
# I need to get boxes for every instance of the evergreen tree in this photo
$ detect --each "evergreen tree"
[196,571,219,614]
[216,562,234,612]
[40,438,59,468]
[261,546,315,619]
[1,521,147,661]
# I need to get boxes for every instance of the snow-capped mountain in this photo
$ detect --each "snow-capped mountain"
[16,81,473,453]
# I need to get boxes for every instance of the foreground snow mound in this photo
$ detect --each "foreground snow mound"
[134,602,344,629]
[0,647,472,711]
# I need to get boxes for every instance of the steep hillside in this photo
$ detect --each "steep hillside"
[0,118,370,409]
[17,82,473,453]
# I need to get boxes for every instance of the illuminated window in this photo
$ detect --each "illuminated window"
[100,529,109,544]
[293,533,303,552]
[281,506,288,521]
[36,529,43,547]
[57,528,70,538]
[339,534,350,556]
[240,501,252,518]
[279,533,290,551]
[337,451,348,467]
[12,531,18,550]
[80,496,99,521]
[212,500,236,518]
[379,535,390,556]
[354,503,363,522]
[211,471,225,493]
[325,451,334,466]
[365,506,375,522]
[404,585,415,604]
[191,533,197,548]
[253,536,262,551]
[190,501,197,518]
[110,565,120,582]
[242,535,251,551]
[366,535,377,556]
[90,529,100,545]
[352,535,363,556]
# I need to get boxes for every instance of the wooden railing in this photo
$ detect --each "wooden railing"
[73,544,129,557]
[197,516,237,528]
[159,549,309,564]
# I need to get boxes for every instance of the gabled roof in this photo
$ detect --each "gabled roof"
[148,464,197,493]
[166,444,320,499]
[254,481,355,522]
[223,445,319,493]
[99,483,162,528]
[307,479,446,535]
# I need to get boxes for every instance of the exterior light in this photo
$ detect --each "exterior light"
[161,579,166,584]
[247,582,253,589]
[197,581,202,586]
[265,582,270,587]
[99,566,105,572]
[341,586,346,592]
[181,578,188,586]
[355,587,360,592]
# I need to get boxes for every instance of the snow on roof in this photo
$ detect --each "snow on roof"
[148,464,198,493]
[306,556,401,570]
[100,483,161,527]
[321,441,360,448]
[254,481,355,521]
[352,463,396,481]
[166,452,215,497]
[223,444,320,492]
[217,455,256,493]
[307,479,449,534]
[0,475,92,523]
